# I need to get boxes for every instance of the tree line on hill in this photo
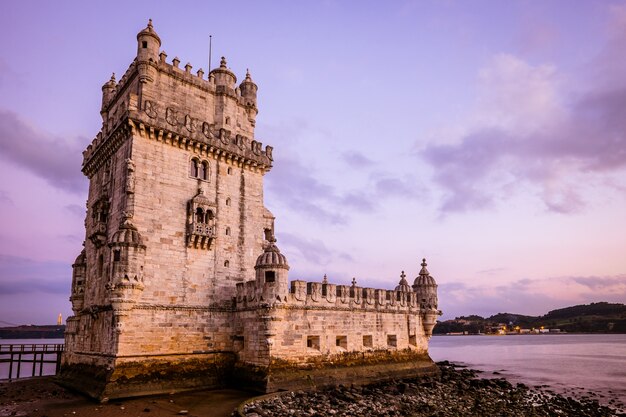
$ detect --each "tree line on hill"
[434,302,626,334]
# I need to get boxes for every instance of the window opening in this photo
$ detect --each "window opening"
[265,271,276,283]
[363,335,373,348]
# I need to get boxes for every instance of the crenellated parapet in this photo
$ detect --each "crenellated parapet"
[82,20,273,179]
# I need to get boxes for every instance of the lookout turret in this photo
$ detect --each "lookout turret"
[254,237,290,303]
[136,19,161,63]
[210,56,237,88]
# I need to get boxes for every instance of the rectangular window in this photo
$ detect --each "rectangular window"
[113,250,121,262]
[307,335,320,350]
[265,271,275,283]
[409,335,417,346]
[363,335,373,348]
[387,335,397,348]
[336,335,347,350]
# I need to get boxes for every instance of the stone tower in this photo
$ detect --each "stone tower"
[62,20,441,400]
[62,20,275,398]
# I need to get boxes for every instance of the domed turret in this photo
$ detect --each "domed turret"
[70,248,87,313]
[239,69,258,104]
[136,19,161,62]
[136,19,160,83]
[108,218,146,320]
[255,238,289,270]
[210,56,237,88]
[111,219,144,246]
[101,73,117,115]
[254,237,289,303]
[394,271,411,292]
[413,258,440,338]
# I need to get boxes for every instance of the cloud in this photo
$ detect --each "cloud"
[421,14,626,214]
[0,190,13,206]
[342,151,375,168]
[439,274,626,319]
[64,204,85,217]
[267,153,426,225]
[0,254,70,295]
[0,109,87,194]
[279,232,353,265]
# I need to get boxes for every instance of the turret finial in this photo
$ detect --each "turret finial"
[421,258,427,267]
[322,274,328,284]
[110,73,116,83]
[351,277,357,286]
[220,56,227,68]
[245,68,252,80]
[148,19,153,29]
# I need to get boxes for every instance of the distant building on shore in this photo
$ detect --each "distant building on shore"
[60,20,442,400]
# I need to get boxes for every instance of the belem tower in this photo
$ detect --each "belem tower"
[60,20,442,400]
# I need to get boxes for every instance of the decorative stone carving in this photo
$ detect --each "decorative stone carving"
[166,107,180,126]
[88,196,109,248]
[184,114,197,133]
[202,122,214,139]
[144,100,158,118]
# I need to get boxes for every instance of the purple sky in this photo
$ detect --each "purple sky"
[1,1,625,325]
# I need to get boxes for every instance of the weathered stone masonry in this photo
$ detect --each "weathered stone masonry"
[61,20,441,399]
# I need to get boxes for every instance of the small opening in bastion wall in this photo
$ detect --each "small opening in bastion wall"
[227,167,232,175]
[224,260,230,268]
[336,336,347,350]
[387,335,397,348]
[265,271,275,283]
[363,335,373,348]
[409,335,417,346]
[226,198,231,206]
[307,336,320,350]
[225,227,231,236]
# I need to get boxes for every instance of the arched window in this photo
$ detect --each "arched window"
[225,197,231,207]
[204,209,214,223]
[227,167,232,175]
[190,159,199,177]
[195,207,204,223]
[225,116,231,125]
[225,227,231,236]
[224,260,230,268]
[198,161,205,179]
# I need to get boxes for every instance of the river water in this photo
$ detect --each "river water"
[430,333,626,407]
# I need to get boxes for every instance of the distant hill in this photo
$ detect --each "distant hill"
[435,302,626,334]
[0,325,66,339]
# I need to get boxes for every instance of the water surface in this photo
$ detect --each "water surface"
[430,333,626,407]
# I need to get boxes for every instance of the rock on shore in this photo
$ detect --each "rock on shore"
[237,361,625,417]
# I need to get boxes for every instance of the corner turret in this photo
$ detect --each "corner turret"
[136,19,160,83]
[413,258,440,337]
[210,57,237,89]
[254,237,289,303]
[101,73,117,115]
[239,69,258,105]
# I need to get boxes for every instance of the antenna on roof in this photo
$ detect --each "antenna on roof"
[208,35,213,75]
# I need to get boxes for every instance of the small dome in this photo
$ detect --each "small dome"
[210,56,237,86]
[191,188,212,206]
[111,219,144,246]
[413,258,437,287]
[73,249,86,266]
[395,271,411,292]
[137,19,161,45]
[255,238,289,270]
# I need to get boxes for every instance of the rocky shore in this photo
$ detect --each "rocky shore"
[237,361,625,417]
